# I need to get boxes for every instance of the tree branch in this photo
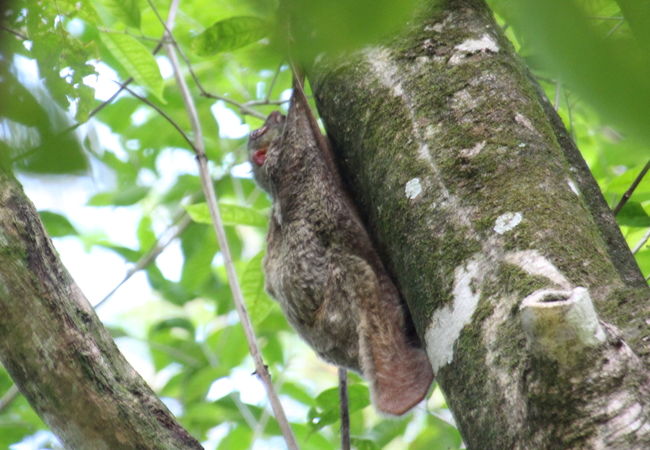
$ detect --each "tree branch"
[0,169,202,449]
[613,160,650,216]
[338,368,350,450]
[144,0,298,447]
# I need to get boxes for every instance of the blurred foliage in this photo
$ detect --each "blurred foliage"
[0,0,648,448]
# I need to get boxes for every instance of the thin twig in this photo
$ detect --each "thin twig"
[120,83,199,153]
[0,24,28,40]
[143,0,267,120]
[613,160,650,216]
[632,228,650,255]
[264,61,285,102]
[94,213,192,309]
[338,368,351,450]
[243,99,290,108]
[554,81,561,111]
[605,19,625,38]
[97,27,162,43]
[9,37,169,164]
[201,92,267,119]
[589,16,624,21]
[149,0,298,447]
[0,384,20,413]
[564,89,575,141]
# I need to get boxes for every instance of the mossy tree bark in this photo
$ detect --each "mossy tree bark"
[0,168,201,449]
[310,0,650,448]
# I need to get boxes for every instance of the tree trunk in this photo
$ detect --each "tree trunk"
[310,0,650,448]
[0,168,201,449]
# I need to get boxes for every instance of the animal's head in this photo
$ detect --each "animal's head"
[248,111,286,192]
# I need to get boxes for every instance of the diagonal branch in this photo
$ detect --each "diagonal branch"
[613,160,650,216]
[142,0,298,447]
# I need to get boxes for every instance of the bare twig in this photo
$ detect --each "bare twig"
[147,0,298,447]
[265,62,285,102]
[9,37,169,164]
[201,92,267,119]
[564,89,575,141]
[0,24,28,40]
[338,368,351,450]
[589,16,624,21]
[94,213,192,309]
[97,27,162,43]
[605,19,626,38]
[632,228,650,255]
[142,2,267,120]
[613,160,650,216]
[243,99,290,108]
[0,384,19,413]
[554,81,561,111]
[120,83,199,153]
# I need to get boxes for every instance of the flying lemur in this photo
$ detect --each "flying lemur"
[248,79,433,415]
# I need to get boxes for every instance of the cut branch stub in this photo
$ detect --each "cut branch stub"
[520,287,606,367]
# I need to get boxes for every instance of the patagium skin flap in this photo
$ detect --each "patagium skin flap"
[247,87,433,415]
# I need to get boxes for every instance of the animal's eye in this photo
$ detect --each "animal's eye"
[250,125,268,140]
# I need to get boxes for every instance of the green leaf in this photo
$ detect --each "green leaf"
[185,202,267,227]
[316,384,370,412]
[100,32,164,102]
[180,223,217,291]
[151,317,196,336]
[308,384,370,431]
[350,438,380,450]
[279,0,419,64]
[206,325,248,368]
[106,326,130,338]
[191,16,269,57]
[38,211,78,237]
[281,382,316,406]
[217,425,253,450]
[617,202,650,227]
[240,252,274,325]
[137,215,156,250]
[95,0,141,28]
[87,185,149,206]
[184,367,228,403]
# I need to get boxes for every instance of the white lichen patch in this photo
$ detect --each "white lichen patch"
[455,34,499,53]
[425,256,486,372]
[568,179,580,196]
[514,112,535,132]
[451,88,479,110]
[449,34,499,65]
[460,140,486,158]
[405,178,423,199]
[366,48,403,97]
[504,250,571,288]
[493,212,522,234]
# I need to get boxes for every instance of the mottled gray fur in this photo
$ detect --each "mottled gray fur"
[248,85,433,415]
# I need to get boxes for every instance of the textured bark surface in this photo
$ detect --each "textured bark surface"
[309,0,650,448]
[0,169,201,449]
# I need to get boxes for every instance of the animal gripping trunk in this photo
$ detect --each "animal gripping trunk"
[286,82,434,414]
